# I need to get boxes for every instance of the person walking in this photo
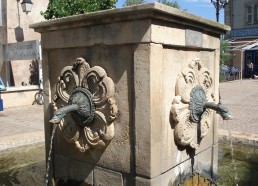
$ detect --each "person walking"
[247,59,254,79]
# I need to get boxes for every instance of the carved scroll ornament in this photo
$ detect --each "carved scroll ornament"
[51,58,118,153]
[171,59,214,149]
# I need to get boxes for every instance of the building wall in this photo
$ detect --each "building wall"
[0,0,7,71]
[225,0,258,30]
[224,0,231,28]
[0,0,48,108]
[6,0,48,43]
[0,0,48,87]
[224,0,258,78]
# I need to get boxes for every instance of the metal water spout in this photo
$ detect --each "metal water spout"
[204,102,232,120]
[189,86,232,123]
[49,87,95,127]
[47,88,95,185]
[50,104,79,124]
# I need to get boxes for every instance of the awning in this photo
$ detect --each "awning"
[226,38,258,80]
[242,42,258,50]
[228,39,258,51]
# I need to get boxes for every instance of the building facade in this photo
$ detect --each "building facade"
[224,0,258,77]
[0,0,48,108]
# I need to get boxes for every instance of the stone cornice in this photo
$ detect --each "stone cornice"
[30,2,230,34]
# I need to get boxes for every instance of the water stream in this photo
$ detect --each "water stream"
[217,141,258,185]
[45,124,57,185]
[225,120,239,186]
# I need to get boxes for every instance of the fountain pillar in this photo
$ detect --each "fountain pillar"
[31,3,230,185]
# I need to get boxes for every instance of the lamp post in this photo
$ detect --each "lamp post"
[20,0,33,14]
[211,0,229,22]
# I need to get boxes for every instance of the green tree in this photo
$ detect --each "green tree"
[158,0,180,9]
[220,39,233,65]
[123,0,145,6]
[41,0,117,20]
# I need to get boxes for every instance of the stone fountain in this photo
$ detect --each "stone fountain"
[31,3,230,185]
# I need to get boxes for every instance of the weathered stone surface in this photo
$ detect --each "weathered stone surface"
[185,29,203,47]
[94,167,123,186]
[134,43,163,178]
[54,154,94,184]
[41,20,151,49]
[135,176,161,186]
[151,22,185,46]
[212,144,218,181]
[160,49,217,172]
[203,33,220,49]
[49,46,132,174]
[31,2,229,185]
[135,147,214,186]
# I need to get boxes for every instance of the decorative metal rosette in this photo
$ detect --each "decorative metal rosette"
[171,59,214,149]
[52,57,118,152]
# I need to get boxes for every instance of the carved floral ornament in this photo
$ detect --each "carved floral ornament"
[171,58,215,149]
[51,57,118,153]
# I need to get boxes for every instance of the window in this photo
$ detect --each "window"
[255,5,258,23]
[247,5,253,24]
[246,3,258,25]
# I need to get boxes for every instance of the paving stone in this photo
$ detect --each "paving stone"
[218,79,258,143]
[0,105,44,151]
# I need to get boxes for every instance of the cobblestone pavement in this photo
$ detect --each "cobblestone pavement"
[0,105,44,151]
[218,79,258,145]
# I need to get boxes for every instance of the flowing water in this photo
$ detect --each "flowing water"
[226,120,239,185]
[218,141,258,185]
[45,124,57,185]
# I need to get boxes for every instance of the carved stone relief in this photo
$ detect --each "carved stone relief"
[171,58,214,149]
[51,57,118,152]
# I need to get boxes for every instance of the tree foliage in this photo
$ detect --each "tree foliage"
[220,40,233,65]
[158,0,180,9]
[41,0,118,20]
[123,0,182,9]
[123,0,145,6]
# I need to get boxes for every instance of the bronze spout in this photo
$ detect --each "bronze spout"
[204,102,233,120]
[49,104,79,124]
[189,86,233,123]
[49,87,95,127]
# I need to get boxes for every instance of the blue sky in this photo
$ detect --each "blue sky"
[116,0,225,23]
